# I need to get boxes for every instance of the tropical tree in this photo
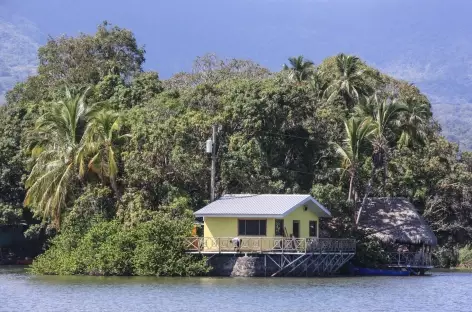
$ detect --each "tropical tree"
[25,89,93,227]
[356,95,407,176]
[24,88,120,228]
[356,95,407,224]
[324,54,373,109]
[370,97,406,178]
[283,56,315,82]
[397,99,431,148]
[309,71,328,98]
[37,21,145,87]
[354,93,377,118]
[80,109,127,195]
[333,118,375,202]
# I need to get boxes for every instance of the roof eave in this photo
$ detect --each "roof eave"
[367,230,438,247]
[281,196,332,218]
[194,214,284,218]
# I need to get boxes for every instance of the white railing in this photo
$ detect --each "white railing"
[184,237,356,254]
[386,252,433,267]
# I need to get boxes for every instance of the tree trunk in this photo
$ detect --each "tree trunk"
[343,92,353,110]
[382,153,388,196]
[348,174,354,201]
[110,177,121,198]
[348,174,357,229]
[356,165,376,225]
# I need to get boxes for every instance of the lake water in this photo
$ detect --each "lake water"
[0,266,471,312]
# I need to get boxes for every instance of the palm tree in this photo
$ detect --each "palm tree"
[356,95,407,224]
[283,56,315,82]
[80,109,127,195]
[309,71,327,98]
[368,97,407,172]
[25,88,92,227]
[334,118,375,202]
[24,88,122,228]
[354,94,377,118]
[355,95,407,170]
[324,54,373,109]
[397,99,431,148]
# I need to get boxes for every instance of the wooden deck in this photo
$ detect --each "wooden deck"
[185,237,356,276]
[184,237,356,255]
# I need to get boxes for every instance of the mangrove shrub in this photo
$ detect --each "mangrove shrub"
[30,212,208,276]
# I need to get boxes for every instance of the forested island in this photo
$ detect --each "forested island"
[0,23,471,275]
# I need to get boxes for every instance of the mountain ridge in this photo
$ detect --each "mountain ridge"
[0,6,41,103]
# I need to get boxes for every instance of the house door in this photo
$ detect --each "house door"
[293,220,300,238]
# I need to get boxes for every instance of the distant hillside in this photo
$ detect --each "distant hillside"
[0,8,40,104]
[377,34,472,149]
[1,0,472,148]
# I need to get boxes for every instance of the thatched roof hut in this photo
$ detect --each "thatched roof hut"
[358,198,437,247]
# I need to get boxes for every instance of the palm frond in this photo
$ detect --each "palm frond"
[283,55,315,82]
[24,87,101,228]
[324,53,372,108]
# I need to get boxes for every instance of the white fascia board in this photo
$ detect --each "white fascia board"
[310,197,332,217]
[281,196,332,218]
[194,214,283,218]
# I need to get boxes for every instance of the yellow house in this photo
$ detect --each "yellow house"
[193,194,332,252]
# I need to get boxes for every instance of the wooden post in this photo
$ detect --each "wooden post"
[218,238,221,254]
[264,255,267,277]
[260,237,262,253]
[210,125,217,202]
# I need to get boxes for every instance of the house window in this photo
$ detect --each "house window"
[238,220,267,236]
[275,219,284,236]
[309,220,318,237]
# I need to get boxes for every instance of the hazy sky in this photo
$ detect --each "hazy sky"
[4,0,472,83]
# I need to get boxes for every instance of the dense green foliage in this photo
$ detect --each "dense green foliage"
[31,211,208,276]
[1,22,471,274]
[458,245,472,269]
